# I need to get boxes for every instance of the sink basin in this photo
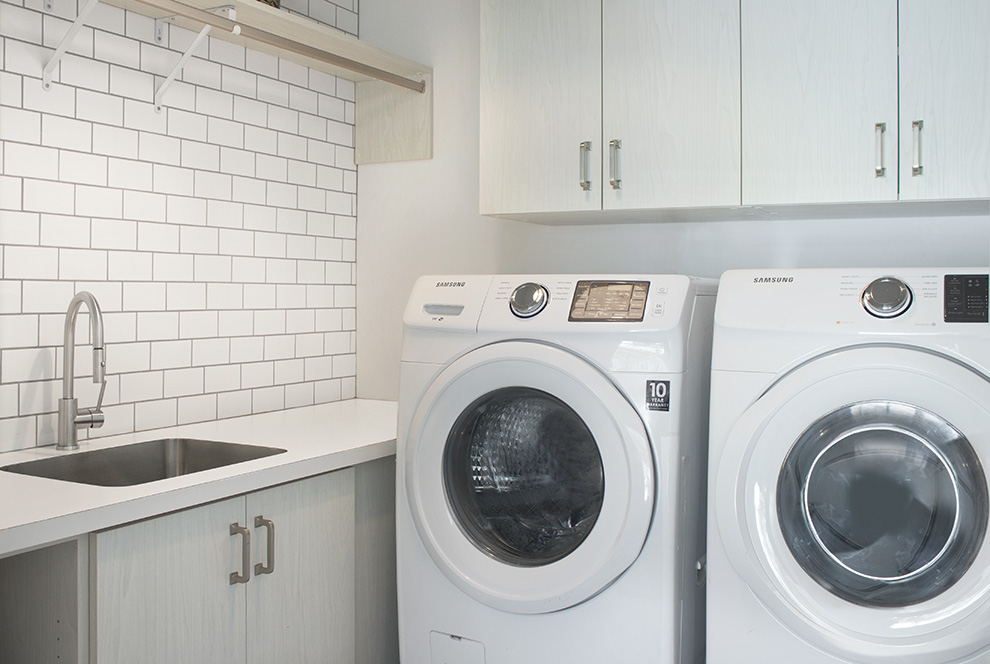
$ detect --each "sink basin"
[0,438,287,487]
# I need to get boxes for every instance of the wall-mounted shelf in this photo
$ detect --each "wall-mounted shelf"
[52,0,433,163]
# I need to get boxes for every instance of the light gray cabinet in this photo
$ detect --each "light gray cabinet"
[90,470,356,664]
[898,0,990,201]
[480,0,741,217]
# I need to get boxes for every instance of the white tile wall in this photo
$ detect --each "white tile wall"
[0,0,358,450]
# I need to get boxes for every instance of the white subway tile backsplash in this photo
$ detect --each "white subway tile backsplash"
[76,184,123,218]
[177,393,216,424]
[137,310,179,340]
[92,124,138,158]
[135,399,177,430]
[123,281,166,310]
[140,132,181,166]
[4,245,58,280]
[4,143,59,179]
[58,248,108,280]
[60,53,110,93]
[92,218,136,250]
[204,363,239,392]
[124,190,167,222]
[0,210,40,246]
[1,0,356,450]
[207,117,244,148]
[0,107,41,144]
[61,151,109,186]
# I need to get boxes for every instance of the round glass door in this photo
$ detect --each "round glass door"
[444,387,605,567]
[404,341,654,614]
[778,400,988,607]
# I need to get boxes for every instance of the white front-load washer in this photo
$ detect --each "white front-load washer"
[396,274,716,664]
[708,268,990,663]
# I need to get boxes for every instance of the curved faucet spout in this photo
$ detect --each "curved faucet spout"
[62,291,105,400]
[58,291,106,451]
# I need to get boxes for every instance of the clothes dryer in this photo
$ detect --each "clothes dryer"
[397,274,716,663]
[708,268,990,663]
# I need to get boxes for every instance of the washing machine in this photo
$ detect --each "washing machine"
[708,267,990,663]
[396,274,716,663]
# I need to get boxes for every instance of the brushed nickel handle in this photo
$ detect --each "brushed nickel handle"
[579,141,592,191]
[229,522,251,585]
[874,123,886,177]
[254,515,275,576]
[608,139,622,189]
[912,120,924,176]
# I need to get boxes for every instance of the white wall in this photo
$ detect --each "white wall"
[356,0,530,401]
[0,0,360,451]
[357,0,990,400]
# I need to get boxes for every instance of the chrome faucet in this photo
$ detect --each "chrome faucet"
[57,292,106,451]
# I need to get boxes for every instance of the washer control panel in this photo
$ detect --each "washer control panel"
[508,282,549,318]
[944,274,989,323]
[568,280,649,322]
[861,277,913,318]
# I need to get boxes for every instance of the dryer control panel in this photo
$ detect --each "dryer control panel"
[944,274,989,323]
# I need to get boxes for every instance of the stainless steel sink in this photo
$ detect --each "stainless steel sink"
[0,438,287,487]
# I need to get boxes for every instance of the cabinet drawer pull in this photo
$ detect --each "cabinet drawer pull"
[579,141,592,191]
[254,515,275,576]
[874,123,886,177]
[229,522,251,585]
[912,120,924,176]
[608,139,622,189]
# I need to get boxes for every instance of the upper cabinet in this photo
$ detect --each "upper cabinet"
[741,0,898,205]
[481,0,989,221]
[898,0,990,201]
[479,0,741,219]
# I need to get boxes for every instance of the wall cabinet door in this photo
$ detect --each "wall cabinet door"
[899,0,990,201]
[741,0,898,206]
[91,469,356,664]
[602,0,740,210]
[479,0,602,216]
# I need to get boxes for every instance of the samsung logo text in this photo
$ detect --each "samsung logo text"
[752,277,794,284]
[436,281,466,288]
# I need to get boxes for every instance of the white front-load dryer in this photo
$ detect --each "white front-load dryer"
[708,268,990,663]
[396,274,716,663]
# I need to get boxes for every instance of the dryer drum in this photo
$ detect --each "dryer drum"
[442,387,605,568]
[777,400,989,608]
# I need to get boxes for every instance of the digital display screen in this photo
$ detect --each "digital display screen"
[568,281,649,321]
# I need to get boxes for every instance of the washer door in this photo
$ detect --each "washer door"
[405,341,654,614]
[715,345,990,662]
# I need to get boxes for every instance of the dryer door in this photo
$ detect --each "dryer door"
[405,341,655,614]
[715,345,990,663]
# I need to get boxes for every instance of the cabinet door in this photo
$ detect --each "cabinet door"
[246,469,356,664]
[602,0,740,210]
[899,0,990,201]
[479,0,602,216]
[741,0,897,205]
[91,497,246,664]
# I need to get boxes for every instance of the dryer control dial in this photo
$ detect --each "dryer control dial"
[862,276,913,318]
[509,282,549,318]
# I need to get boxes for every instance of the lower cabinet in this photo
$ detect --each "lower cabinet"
[89,470,356,664]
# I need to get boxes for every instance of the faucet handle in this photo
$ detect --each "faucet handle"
[93,346,105,383]
[94,379,106,413]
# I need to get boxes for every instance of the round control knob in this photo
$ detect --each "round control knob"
[509,282,549,318]
[862,277,913,318]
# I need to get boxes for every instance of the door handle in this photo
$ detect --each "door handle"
[608,139,622,189]
[874,123,886,177]
[229,522,251,585]
[579,141,592,191]
[254,515,275,576]
[912,120,924,176]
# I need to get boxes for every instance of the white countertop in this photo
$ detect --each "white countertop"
[0,399,398,558]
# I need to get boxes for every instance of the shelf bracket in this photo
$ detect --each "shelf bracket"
[154,6,240,113]
[42,0,101,91]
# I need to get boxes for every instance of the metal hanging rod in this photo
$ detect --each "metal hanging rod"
[131,0,427,93]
